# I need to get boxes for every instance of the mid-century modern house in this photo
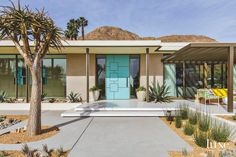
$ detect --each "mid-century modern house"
[0,40,235,112]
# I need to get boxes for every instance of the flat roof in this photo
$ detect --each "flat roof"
[0,40,161,47]
[162,42,236,63]
[0,40,189,54]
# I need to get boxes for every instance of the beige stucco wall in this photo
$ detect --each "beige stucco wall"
[140,54,163,87]
[66,54,95,100]
[66,53,164,101]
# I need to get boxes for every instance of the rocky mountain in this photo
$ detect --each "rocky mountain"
[79,26,217,42]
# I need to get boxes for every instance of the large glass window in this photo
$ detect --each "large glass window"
[0,55,16,97]
[17,56,27,97]
[130,55,140,97]
[43,55,66,97]
[96,55,106,98]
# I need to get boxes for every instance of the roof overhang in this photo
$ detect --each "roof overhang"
[162,42,236,63]
[0,40,162,54]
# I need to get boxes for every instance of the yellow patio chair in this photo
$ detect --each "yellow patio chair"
[212,88,227,98]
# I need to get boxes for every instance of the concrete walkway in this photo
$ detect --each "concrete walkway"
[0,111,192,157]
[69,117,192,157]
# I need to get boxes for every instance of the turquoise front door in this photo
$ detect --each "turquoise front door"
[106,55,130,100]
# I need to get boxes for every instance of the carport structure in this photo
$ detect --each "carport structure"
[162,43,236,112]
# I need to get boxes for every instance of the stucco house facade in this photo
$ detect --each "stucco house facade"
[0,40,235,111]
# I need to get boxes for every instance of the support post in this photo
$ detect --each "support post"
[227,46,234,112]
[146,48,150,102]
[15,55,18,99]
[221,63,224,88]
[26,65,29,103]
[183,62,186,98]
[86,48,90,103]
[203,62,208,88]
[211,64,214,87]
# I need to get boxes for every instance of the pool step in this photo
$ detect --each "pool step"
[61,110,170,117]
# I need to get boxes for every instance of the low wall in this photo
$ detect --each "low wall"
[0,103,81,111]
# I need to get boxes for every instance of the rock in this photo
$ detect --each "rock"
[199,152,207,157]
[35,150,49,157]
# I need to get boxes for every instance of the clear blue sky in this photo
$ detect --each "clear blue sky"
[1,0,236,41]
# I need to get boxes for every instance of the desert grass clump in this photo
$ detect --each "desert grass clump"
[175,112,182,128]
[211,122,231,142]
[198,113,211,132]
[21,144,35,157]
[184,122,195,136]
[181,148,188,157]
[194,131,208,148]
[56,146,65,157]
[179,104,189,120]
[0,151,5,157]
[188,111,198,125]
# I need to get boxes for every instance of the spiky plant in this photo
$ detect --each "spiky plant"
[149,82,172,102]
[211,122,232,142]
[198,113,211,132]
[67,92,82,103]
[21,144,34,157]
[188,111,198,125]
[0,91,7,103]
[56,146,64,157]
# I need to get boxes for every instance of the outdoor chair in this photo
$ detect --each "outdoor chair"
[197,89,220,105]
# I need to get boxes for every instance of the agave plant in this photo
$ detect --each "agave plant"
[149,82,172,102]
[67,92,82,103]
[0,91,7,103]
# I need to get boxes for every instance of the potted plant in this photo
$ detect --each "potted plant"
[136,86,146,101]
[89,86,100,101]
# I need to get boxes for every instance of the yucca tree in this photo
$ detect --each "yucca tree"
[0,1,63,136]
[79,17,88,40]
[65,19,80,40]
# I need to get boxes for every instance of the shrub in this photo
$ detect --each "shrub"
[188,111,198,125]
[211,122,231,142]
[21,144,35,157]
[89,86,100,92]
[198,114,211,132]
[149,82,172,102]
[0,151,5,157]
[182,148,188,157]
[0,91,7,103]
[136,86,146,92]
[175,115,182,128]
[56,146,64,156]
[232,114,236,120]
[179,105,189,120]
[194,131,208,148]
[184,122,195,136]
[0,116,6,122]
[41,93,47,101]
[67,92,82,103]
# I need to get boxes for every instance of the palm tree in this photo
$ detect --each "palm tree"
[65,19,80,40]
[0,1,63,136]
[79,17,88,40]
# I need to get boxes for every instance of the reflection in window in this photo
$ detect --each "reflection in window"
[17,57,27,97]
[0,55,16,97]
[43,56,66,97]
[96,55,106,98]
[130,55,140,97]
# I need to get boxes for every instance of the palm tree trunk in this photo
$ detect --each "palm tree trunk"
[82,25,85,40]
[27,63,42,136]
